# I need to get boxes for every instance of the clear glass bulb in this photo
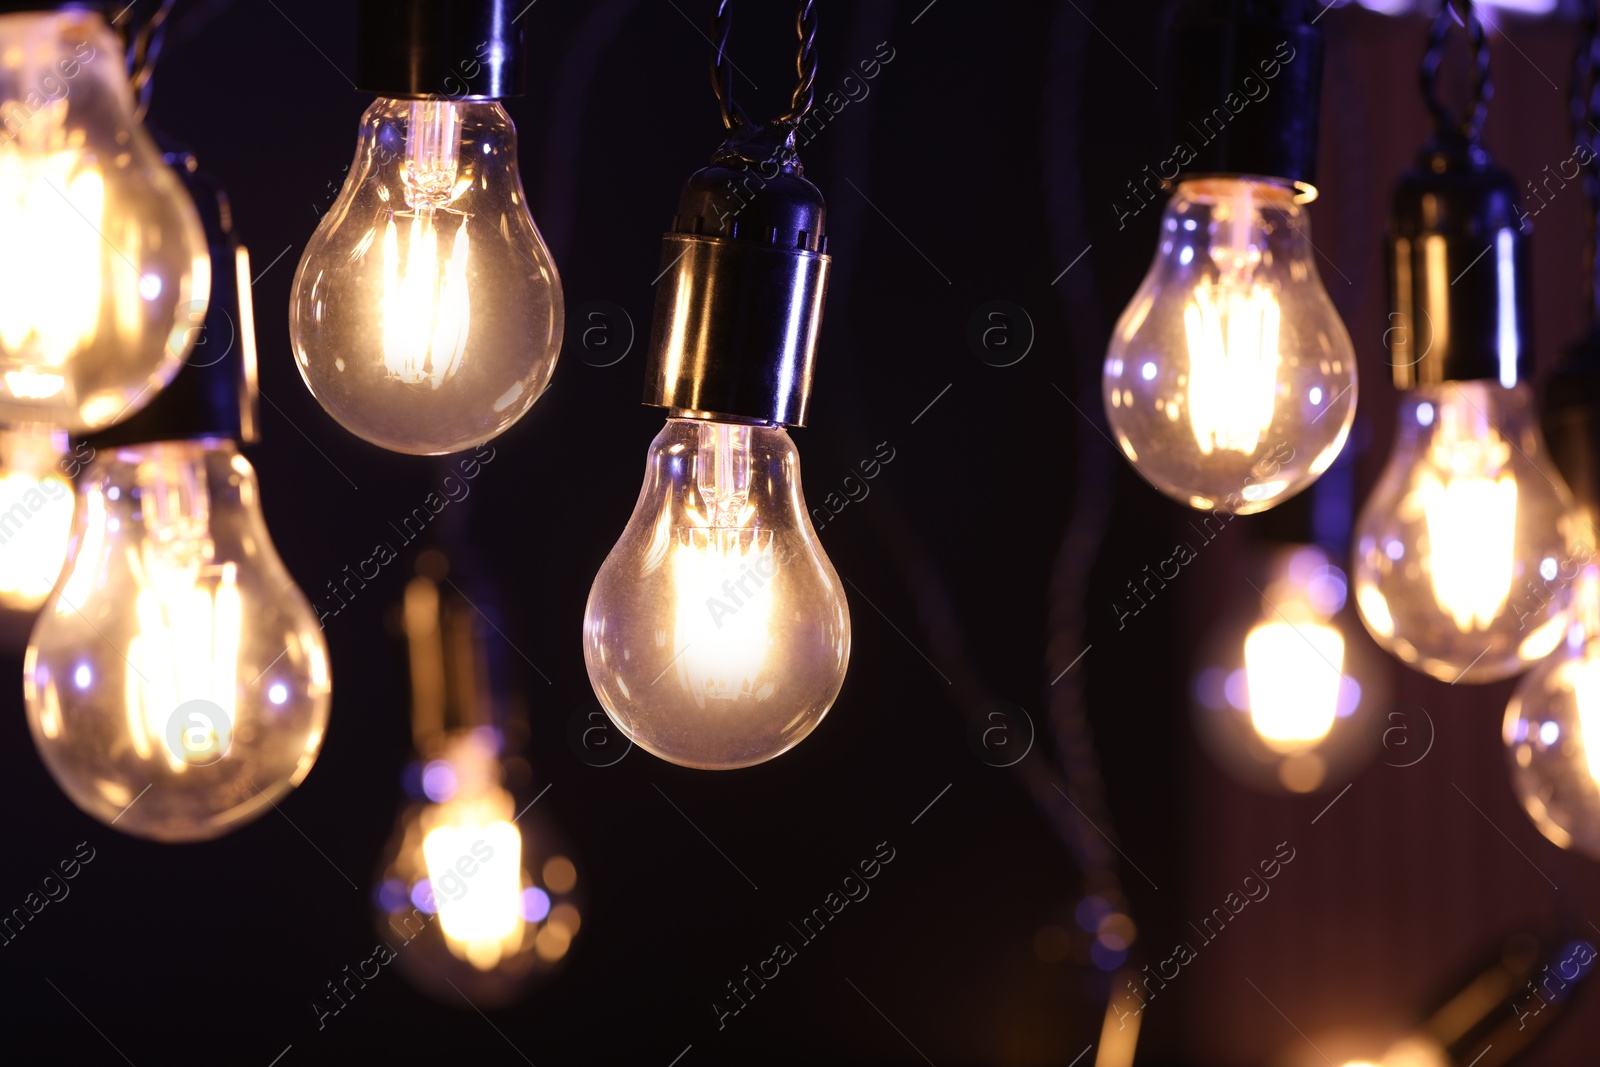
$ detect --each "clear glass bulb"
[372,728,581,1007]
[0,424,75,611]
[1192,545,1382,794]
[1504,565,1600,859]
[1103,177,1356,514]
[0,10,208,431]
[23,439,331,841]
[1354,381,1576,683]
[290,97,562,455]
[583,419,851,769]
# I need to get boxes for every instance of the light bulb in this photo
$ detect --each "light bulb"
[0,424,75,612]
[1504,564,1600,859]
[23,439,330,841]
[373,728,581,1007]
[584,418,850,770]
[1193,545,1380,794]
[1354,381,1575,683]
[290,96,562,455]
[1103,178,1355,514]
[0,9,208,431]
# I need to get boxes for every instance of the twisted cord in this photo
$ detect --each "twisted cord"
[708,0,817,132]
[781,0,818,125]
[1421,0,1492,145]
[129,0,180,123]
[1573,0,1600,324]
[709,0,747,131]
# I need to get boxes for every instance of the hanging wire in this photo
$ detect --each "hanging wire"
[127,0,180,123]
[709,0,818,132]
[1420,0,1492,145]
[1573,0,1600,325]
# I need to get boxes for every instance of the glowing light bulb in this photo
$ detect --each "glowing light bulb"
[1193,545,1378,794]
[1244,617,1344,750]
[584,419,850,769]
[1504,564,1600,858]
[291,97,562,455]
[0,9,208,431]
[23,440,330,841]
[374,729,581,1006]
[1355,381,1575,683]
[0,425,75,611]
[1104,178,1356,514]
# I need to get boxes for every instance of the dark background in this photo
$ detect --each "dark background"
[1,1,1598,1065]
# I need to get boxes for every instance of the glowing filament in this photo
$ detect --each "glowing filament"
[124,558,241,771]
[672,529,776,705]
[1419,400,1517,632]
[423,814,525,971]
[1183,276,1282,456]
[0,137,105,374]
[1244,619,1344,751]
[0,429,74,609]
[380,213,471,388]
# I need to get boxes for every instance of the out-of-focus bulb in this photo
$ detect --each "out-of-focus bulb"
[1103,178,1356,514]
[584,419,850,769]
[0,10,208,431]
[374,729,581,1007]
[1354,381,1575,683]
[1245,616,1345,751]
[0,424,75,611]
[23,440,330,841]
[1194,545,1379,794]
[291,97,562,455]
[1505,563,1600,858]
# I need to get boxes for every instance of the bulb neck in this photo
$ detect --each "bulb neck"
[355,0,526,100]
[1386,136,1533,389]
[642,135,830,427]
[83,144,255,451]
[1169,0,1325,189]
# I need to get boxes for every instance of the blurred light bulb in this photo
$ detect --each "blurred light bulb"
[1355,381,1575,683]
[1194,545,1380,794]
[1245,616,1344,750]
[374,729,581,1007]
[23,440,330,841]
[584,419,850,769]
[1103,178,1355,514]
[291,97,562,455]
[0,9,208,431]
[1505,564,1600,858]
[0,424,75,611]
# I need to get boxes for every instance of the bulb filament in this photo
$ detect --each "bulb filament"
[380,99,472,389]
[0,98,109,400]
[1420,396,1517,632]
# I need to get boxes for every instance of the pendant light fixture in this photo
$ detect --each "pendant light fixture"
[24,153,331,842]
[583,1,851,771]
[290,0,563,456]
[1504,0,1600,860]
[1353,0,1577,685]
[1192,471,1386,795]
[0,1,209,432]
[1102,0,1356,515]
[373,553,581,1006]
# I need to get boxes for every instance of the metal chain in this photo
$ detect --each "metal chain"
[1421,0,1492,145]
[709,0,818,132]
